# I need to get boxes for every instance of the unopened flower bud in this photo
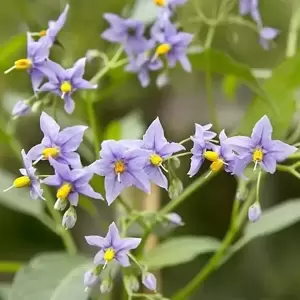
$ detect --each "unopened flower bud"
[248,202,261,223]
[165,212,184,226]
[12,101,31,118]
[156,72,169,89]
[54,198,67,211]
[84,270,99,288]
[142,272,157,291]
[31,100,43,113]
[127,275,140,293]
[168,178,183,200]
[62,206,77,229]
[100,278,113,294]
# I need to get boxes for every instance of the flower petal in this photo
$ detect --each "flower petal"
[42,174,62,187]
[117,237,141,252]
[60,152,82,168]
[40,112,60,142]
[115,254,130,267]
[159,142,185,157]
[223,136,254,156]
[85,235,106,247]
[94,250,105,265]
[144,165,168,189]
[76,184,103,200]
[57,125,88,151]
[251,115,273,145]
[267,140,297,162]
[64,95,75,114]
[104,173,126,205]
[187,155,204,177]
[27,144,45,161]
[106,222,121,246]
[68,192,79,206]
[260,153,277,174]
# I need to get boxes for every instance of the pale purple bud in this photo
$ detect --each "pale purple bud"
[12,101,31,117]
[142,272,157,291]
[84,270,99,288]
[248,202,261,222]
[62,206,77,229]
[166,212,184,226]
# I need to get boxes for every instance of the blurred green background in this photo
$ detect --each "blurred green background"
[1,0,300,299]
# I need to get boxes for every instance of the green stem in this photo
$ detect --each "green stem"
[256,171,262,203]
[86,100,100,156]
[179,137,191,145]
[286,2,300,57]
[172,188,256,300]
[165,152,192,161]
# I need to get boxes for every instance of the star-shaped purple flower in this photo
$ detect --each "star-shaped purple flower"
[85,222,141,267]
[5,33,52,92]
[151,20,193,72]
[141,118,185,189]
[39,58,97,114]
[101,13,150,55]
[88,140,151,205]
[188,123,217,177]
[4,149,44,200]
[43,158,103,207]
[125,52,163,87]
[27,112,87,168]
[224,115,297,175]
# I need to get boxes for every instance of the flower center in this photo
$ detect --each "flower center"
[253,149,263,162]
[155,43,172,56]
[14,58,32,70]
[210,159,224,172]
[42,147,60,159]
[154,0,166,6]
[150,154,163,166]
[104,248,115,261]
[203,151,219,162]
[56,183,72,200]
[60,81,72,94]
[39,30,47,37]
[127,27,136,36]
[114,160,126,174]
[13,176,31,188]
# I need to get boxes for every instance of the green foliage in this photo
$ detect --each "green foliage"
[222,75,238,102]
[0,284,11,300]
[142,236,221,269]
[11,253,91,300]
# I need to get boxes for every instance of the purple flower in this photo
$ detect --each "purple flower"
[88,140,151,205]
[27,112,87,168]
[154,0,188,24]
[42,158,103,207]
[12,101,31,117]
[101,13,150,55]
[3,150,44,200]
[151,20,193,72]
[141,118,185,190]
[84,269,100,289]
[142,272,157,291]
[259,27,280,50]
[188,123,217,177]
[165,212,184,226]
[125,52,163,87]
[85,222,141,267]
[4,33,52,92]
[239,0,262,25]
[41,4,70,45]
[248,202,261,222]
[224,115,297,175]
[39,58,97,114]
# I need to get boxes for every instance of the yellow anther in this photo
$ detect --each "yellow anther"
[39,30,47,37]
[14,59,32,70]
[204,151,219,162]
[150,154,163,166]
[155,43,171,56]
[60,81,72,93]
[253,149,263,162]
[42,147,60,159]
[210,159,224,172]
[56,183,72,200]
[114,160,126,174]
[154,0,166,6]
[104,248,115,261]
[13,176,31,188]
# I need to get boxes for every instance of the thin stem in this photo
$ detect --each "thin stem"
[165,152,192,161]
[172,187,256,300]
[256,171,262,203]
[86,100,100,156]
[286,2,300,58]
[179,137,191,145]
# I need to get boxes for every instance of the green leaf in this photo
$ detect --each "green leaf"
[104,120,122,140]
[189,49,266,101]
[0,169,43,217]
[238,54,300,139]
[11,253,91,300]
[222,75,238,102]
[233,200,300,253]
[120,111,145,139]
[0,284,11,300]
[142,236,221,269]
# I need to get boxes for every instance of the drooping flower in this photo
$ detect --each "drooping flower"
[224,115,297,175]
[248,202,261,222]
[84,268,100,289]
[154,0,188,24]
[3,149,44,200]
[42,158,103,209]
[188,123,217,177]
[85,222,141,267]
[38,58,97,114]
[4,33,52,91]
[203,130,237,175]
[125,52,163,87]
[88,140,151,205]
[27,112,87,168]
[151,20,193,72]
[33,4,70,46]
[259,27,280,51]
[239,0,262,25]
[62,206,77,229]
[140,118,185,190]
[165,212,184,226]
[12,101,31,118]
[142,272,157,291]
[101,13,150,55]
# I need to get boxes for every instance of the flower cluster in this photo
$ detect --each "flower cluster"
[5,4,97,116]
[101,0,193,87]
[239,0,279,50]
